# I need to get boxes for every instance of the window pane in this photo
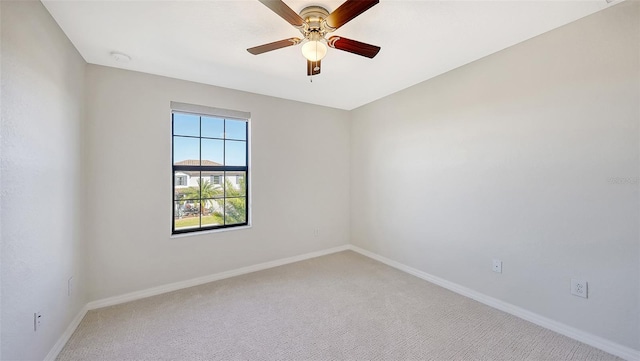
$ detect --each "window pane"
[225,197,246,225]
[202,198,224,227]
[201,139,224,165]
[173,113,200,137]
[225,140,246,166]
[202,117,224,139]
[225,171,246,197]
[174,201,200,231]
[225,119,247,140]
[174,171,199,200]
[203,170,224,187]
[200,172,224,199]
[173,136,200,165]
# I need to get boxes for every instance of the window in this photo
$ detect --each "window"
[172,102,249,234]
[176,175,187,186]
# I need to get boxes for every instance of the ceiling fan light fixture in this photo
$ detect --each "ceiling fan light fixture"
[301,40,327,62]
[249,0,381,75]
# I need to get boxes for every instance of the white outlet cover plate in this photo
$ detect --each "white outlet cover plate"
[571,279,588,298]
[34,312,42,331]
[492,259,502,273]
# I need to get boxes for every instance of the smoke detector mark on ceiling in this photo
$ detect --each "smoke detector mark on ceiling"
[110,51,131,63]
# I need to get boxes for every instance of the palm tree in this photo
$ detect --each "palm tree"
[184,178,223,215]
[212,177,246,225]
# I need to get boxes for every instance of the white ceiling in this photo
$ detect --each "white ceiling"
[42,0,615,110]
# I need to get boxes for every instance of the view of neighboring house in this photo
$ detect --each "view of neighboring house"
[173,159,246,221]
[174,159,245,190]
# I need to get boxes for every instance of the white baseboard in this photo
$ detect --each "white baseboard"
[86,244,350,310]
[46,244,349,360]
[44,305,88,361]
[348,245,640,361]
[45,244,639,361]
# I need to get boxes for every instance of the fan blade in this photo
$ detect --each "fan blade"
[307,60,321,76]
[324,0,378,31]
[328,36,380,58]
[258,0,304,27]
[247,38,301,55]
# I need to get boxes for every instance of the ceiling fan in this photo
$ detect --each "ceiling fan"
[247,0,381,76]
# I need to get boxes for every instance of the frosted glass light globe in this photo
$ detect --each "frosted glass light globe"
[301,40,327,61]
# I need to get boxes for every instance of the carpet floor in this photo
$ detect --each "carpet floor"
[57,251,620,360]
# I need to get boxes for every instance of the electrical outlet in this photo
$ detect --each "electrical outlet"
[492,259,502,273]
[34,312,42,331]
[571,279,588,298]
[68,276,74,296]
[313,228,320,237]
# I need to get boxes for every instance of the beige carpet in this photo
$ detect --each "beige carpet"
[58,251,619,361]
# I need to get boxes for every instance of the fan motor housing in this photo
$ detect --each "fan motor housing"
[299,6,330,34]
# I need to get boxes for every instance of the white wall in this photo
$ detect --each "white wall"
[84,65,350,301]
[1,1,87,360]
[350,0,639,351]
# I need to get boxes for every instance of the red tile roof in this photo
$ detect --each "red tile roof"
[175,159,222,166]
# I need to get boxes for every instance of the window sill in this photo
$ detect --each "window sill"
[170,224,252,239]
